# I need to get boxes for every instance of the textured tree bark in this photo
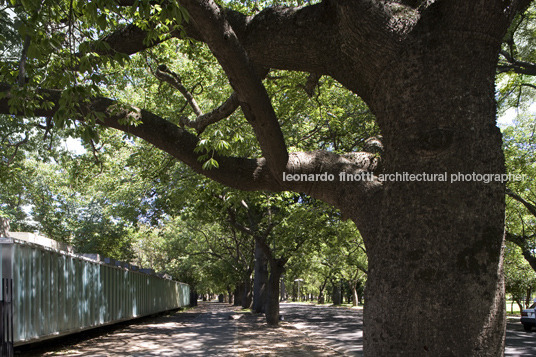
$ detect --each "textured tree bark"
[0,218,9,237]
[242,280,253,309]
[354,31,507,355]
[332,281,342,306]
[265,260,285,325]
[189,291,198,307]
[352,285,359,307]
[252,240,268,313]
[233,284,243,306]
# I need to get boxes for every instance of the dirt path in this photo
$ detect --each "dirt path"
[17,302,340,356]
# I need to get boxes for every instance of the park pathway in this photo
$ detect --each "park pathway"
[17,302,536,356]
[280,303,363,355]
[24,303,240,356]
[20,302,338,356]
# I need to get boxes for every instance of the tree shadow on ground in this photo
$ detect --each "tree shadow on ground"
[279,303,363,356]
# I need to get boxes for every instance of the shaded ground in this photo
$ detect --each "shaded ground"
[235,311,340,356]
[280,303,363,355]
[15,302,536,356]
[506,319,536,356]
[19,303,239,356]
[16,302,339,356]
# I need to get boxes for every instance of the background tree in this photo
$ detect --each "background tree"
[504,241,536,311]
[503,115,536,271]
[326,222,368,307]
[498,3,536,111]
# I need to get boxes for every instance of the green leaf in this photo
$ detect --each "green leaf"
[97,14,107,31]
[202,158,219,170]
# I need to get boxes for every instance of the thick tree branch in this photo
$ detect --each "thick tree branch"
[521,83,536,91]
[254,232,275,262]
[419,1,533,70]
[227,209,274,261]
[99,1,339,76]
[301,73,321,98]
[498,50,536,75]
[181,0,289,179]
[506,232,536,272]
[155,64,203,117]
[512,0,535,15]
[188,92,239,134]
[87,0,405,105]
[0,84,380,211]
[507,188,536,217]
[155,64,264,135]
[87,24,166,56]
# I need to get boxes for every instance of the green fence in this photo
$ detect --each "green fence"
[0,236,189,351]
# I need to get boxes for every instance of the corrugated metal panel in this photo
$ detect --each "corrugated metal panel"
[0,238,189,348]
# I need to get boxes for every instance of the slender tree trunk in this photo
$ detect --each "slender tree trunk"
[357,282,363,306]
[243,288,252,309]
[351,284,358,307]
[0,217,9,237]
[332,281,342,306]
[189,291,198,307]
[242,274,253,309]
[234,284,243,306]
[265,260,285,326]
[359,35,506,355]
[516,300,523,313]
[318,278,327,304]
[253,239,268,313]
[227,286,233,304]
[280,274,286,301]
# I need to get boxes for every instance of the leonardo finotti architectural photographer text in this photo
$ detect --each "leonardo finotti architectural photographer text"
[282,171,526,184]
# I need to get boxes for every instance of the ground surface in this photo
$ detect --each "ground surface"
[15,302,536,356]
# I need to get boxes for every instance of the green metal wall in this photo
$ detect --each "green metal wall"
[0,238,189,346]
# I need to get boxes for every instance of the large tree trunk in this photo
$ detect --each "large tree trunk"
[253,240,268,313]
[358,34,506,355]
[265,260,285,326]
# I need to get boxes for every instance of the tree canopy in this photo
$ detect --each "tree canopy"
[1,0,535,354]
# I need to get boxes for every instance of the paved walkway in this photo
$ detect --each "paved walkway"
[280,303,363,355]
[281,304,536,356]
[17,302,536,356]
[20,302,338,356]
[23,303,240,356]
[505,319,536,356]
